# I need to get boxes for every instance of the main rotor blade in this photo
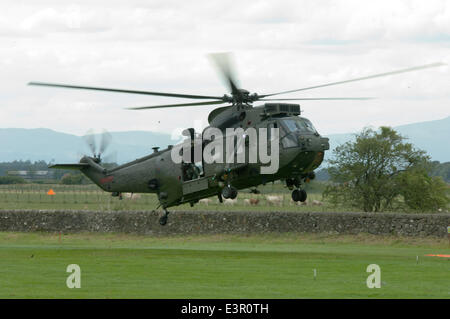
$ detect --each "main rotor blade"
[208,53,240,95]
[260,62,446,98]
[28,82,223,100]
[259,97,375,101]
[126,100,226,110]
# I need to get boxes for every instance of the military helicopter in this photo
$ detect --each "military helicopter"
[29,54,444,225]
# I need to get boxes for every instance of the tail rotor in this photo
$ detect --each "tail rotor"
[82,129,115,164]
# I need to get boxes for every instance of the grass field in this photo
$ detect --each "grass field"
[1,182,448,298]
[0,232,448,298]
[0,182,350,212]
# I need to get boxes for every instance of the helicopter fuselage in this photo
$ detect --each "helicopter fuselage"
[78,103,329,209]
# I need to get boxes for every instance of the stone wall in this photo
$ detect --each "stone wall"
[0,210,449,237]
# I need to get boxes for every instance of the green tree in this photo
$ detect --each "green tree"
[323,127,449,212]
[395,168,449,211]
[61,173,84,185]
[430,161,450,183]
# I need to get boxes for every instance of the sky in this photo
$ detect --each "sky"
[0,0,449,139]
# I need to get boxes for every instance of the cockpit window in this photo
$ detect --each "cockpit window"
[280,117,317,134]
[282,119,305,132]
[303,118,317,134]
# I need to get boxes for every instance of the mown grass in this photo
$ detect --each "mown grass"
[0,232,448,298]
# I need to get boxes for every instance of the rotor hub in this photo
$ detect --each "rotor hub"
[225,89,259,105]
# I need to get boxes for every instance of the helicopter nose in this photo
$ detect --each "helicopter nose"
[320,137,330,151]
[298,135,329,152]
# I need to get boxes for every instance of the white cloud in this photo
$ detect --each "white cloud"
[0,0,448,137]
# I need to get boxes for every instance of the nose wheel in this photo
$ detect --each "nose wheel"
[292,189,307,202]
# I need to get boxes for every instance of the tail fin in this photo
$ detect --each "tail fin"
[50,159,108,189]
[50,156,106,174]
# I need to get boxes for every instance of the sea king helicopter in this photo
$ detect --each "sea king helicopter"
[29,54,444,225]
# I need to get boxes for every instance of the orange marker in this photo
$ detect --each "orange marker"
[47,189,55,195]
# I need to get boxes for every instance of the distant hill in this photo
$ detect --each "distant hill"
[325,116,450,163]
[393,116,450,162]
[0,116,448,164]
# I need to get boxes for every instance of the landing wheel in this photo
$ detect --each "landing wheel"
[159,210,170,226]
[292,189,307,202]
[299,189,307,202]
[159,215,168,226]
[222,186,238,199]
[292,189,300,202]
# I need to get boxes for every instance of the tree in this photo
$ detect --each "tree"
[430,161,450,183]
[323,127,449,212]
[61,173,84,185]
[395,168,449,211]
